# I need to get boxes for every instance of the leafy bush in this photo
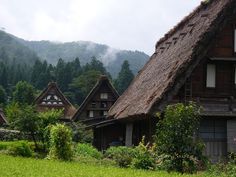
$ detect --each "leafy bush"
[207,153,236,177]
[105,146,137,167]
[155,102,205,173]
[132,137,156,170]
[48,124,73,161]
[7,141,33,157]
[70,122,93,144]
[76,143,102,159]
[37,109,63,152]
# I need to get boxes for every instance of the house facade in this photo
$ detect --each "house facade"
[93,0,236,161]
[35,82,76,121]
[72,75,119,126]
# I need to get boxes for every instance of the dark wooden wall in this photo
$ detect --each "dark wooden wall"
[80,82,118,125]
[174,19,236,101]
[94,123,125,150]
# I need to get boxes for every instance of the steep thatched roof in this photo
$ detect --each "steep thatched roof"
[72,75,119,121]
[35,82,76,120]
[108,0,236,120]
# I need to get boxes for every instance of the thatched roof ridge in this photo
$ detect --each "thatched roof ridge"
[155,0,213,48]
[108,0,236,120]
[72,75,119,121]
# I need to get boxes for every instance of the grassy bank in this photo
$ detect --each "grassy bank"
[0,154,213,177]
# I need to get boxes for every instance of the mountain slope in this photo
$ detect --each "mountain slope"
[0,30,39,65]
[19,40,149,77]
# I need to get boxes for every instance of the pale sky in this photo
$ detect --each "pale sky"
[0,0,202,55]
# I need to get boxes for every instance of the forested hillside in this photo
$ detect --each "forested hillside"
[0,31,39,65]
[0,30,138,106]
[18,40,149,77]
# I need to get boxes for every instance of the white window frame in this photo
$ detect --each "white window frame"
[103,111,108,116]
[100,93,108,99]
[89,111,94,118]
[206,64,216,88]
[234,29,236,53]
[234,66,236,86]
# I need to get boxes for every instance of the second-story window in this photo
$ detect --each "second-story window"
[89,111,94,118]
[91,102,96,108]
[103,111,108,116]
[100,93,108,99]
[206,64,216,88]
[235,66,236,86]
[234,28,236,53]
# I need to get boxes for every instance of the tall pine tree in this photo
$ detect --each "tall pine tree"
[115,60,134,94]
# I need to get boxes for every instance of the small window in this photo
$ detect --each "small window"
[103,111,108,116]
[91,102,96,108]
[206,64,216,88]
[234,67,236,86]
[100,110,108,116]
[88,111,94,118]
[234,29,236,52]
[100,93,108,99]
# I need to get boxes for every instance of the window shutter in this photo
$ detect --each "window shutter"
[206,64,216,88]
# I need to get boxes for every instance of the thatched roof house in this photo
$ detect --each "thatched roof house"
[94,0,236,161]
[108,0,236,120]
[35,82,76,120]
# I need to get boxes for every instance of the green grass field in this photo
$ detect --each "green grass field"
[0,154,214,177]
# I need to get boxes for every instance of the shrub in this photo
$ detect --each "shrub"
[132,137,156,170]
[70,122,93,144]
[105,146,137,168]
[155,102,205,173]
[38,109,63,150]
[48,124,73,161]
[76,143,102,159]
[7,141,33,157]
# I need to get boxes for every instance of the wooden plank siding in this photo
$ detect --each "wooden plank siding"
[73,76,119,126]
[203,141,227,162]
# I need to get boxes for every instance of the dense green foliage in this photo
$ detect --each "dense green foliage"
[132,138,156,170]
[114,60,134,94]
[13,81,36,105]
[69,70,102,104]
[71,122,93,143]
[155,103,205,173]
[48,124,73,161]
[0,141,33,157]
[105,146,138,168]
[38,109,63,150]
[76,143,102,159]
[7,141,33,157]
[5,104,40,147]
[0,85,6,105]
[31,60,54,90]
